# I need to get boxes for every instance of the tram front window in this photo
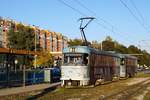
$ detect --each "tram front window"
[63,53,88,66]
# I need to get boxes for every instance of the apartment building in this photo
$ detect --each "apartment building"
[0,17,68,54]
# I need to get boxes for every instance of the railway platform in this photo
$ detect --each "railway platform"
[0,82,60,97]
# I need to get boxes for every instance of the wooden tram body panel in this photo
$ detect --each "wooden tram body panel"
[124,55,137,77]
[89,49,120,85]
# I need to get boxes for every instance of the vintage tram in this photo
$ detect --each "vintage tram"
[61,46,137,87]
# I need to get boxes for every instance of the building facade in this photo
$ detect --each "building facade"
[0,17,68,54]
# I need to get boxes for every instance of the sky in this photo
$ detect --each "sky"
[1,0,150,52]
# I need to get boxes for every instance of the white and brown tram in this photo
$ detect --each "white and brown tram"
[61,46,137,87]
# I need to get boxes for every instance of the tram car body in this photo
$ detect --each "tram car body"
[119,54,137,78]
[124,55,137,77]
[61,46,126,86]
[61,46,138,87]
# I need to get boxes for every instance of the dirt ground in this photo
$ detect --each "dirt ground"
[35,77,150,100]
[126,77,150,86]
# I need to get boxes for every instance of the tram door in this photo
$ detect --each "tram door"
[103,67,112,81]
[120,58,126,77]
[120,65,126,77]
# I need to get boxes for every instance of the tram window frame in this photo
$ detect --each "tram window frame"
[63,53,89,66]
[121,58,125,65]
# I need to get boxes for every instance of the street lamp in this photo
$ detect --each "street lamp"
[33,25,39,68]
[14,59,18,73]
[34,55,37,68]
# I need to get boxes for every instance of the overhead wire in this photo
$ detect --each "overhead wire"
[130,0,150,50]
[57,0,137,45]
[74,0,117,36]
[57,0,86,16]
[139,40,150,50]
[74,0,137,44]
[119,0,150,33]
[57,0,114,34]
[74,0,114,29]
[129,0,150,29]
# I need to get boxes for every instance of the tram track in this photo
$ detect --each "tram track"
[1,77,150,100]
[102,78,150,100]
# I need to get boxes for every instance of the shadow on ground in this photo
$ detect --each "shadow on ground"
[27,86,58,100]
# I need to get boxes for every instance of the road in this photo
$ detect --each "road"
[0,82,60,97]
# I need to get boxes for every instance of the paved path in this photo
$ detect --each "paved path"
[0,82,61,96]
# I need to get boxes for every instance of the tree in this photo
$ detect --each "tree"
[102,36,115,51]
[68,39,83,46]
[105,36,113,42]
[33,50,54,67]
[102,41,115,51]
[96,36,150,67]
[115,44,128,54]
[7,23,35,50]
[128,45,141,54]
[68,38,91,46]
[91,40,101,50]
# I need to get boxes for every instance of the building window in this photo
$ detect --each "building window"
[52,38,55,52]
[36,32,40,49]
[55,35,58,51]
[0,41,2,47]
[42,33,46,49]
[62,39,64,50]
[50,34,52,51]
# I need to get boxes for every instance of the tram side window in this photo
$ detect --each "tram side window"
[121,58,125,65]
[63,53,88,66]
[63,54,83,65]
[83,54,88,65]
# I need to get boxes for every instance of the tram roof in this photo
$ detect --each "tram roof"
[122,54,137,59]
[63,46,121,57]
[63,46,91,54]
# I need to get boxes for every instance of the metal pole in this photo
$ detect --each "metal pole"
[33,70,35,84]
[34,28,37,68]
[6,54,9,87]
[23,55,26,87]
[23,64,25,87]
[79,17,95,46]
[15,63,16,73]
[101,42,103,51]
[34,55,37,68]
[138,41,141,50]
[14,58,18,73]
[6,48,12,87]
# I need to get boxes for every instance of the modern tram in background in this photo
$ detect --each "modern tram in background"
[60,46,137,87]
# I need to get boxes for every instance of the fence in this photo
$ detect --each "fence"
[0,68,61,88]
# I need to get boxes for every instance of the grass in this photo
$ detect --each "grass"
[36,79,130,100]
[135,72,150,78]
[1,72,150,100]
[144,91,150,100]
[36,74,150,100]
[134,72,150,100]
